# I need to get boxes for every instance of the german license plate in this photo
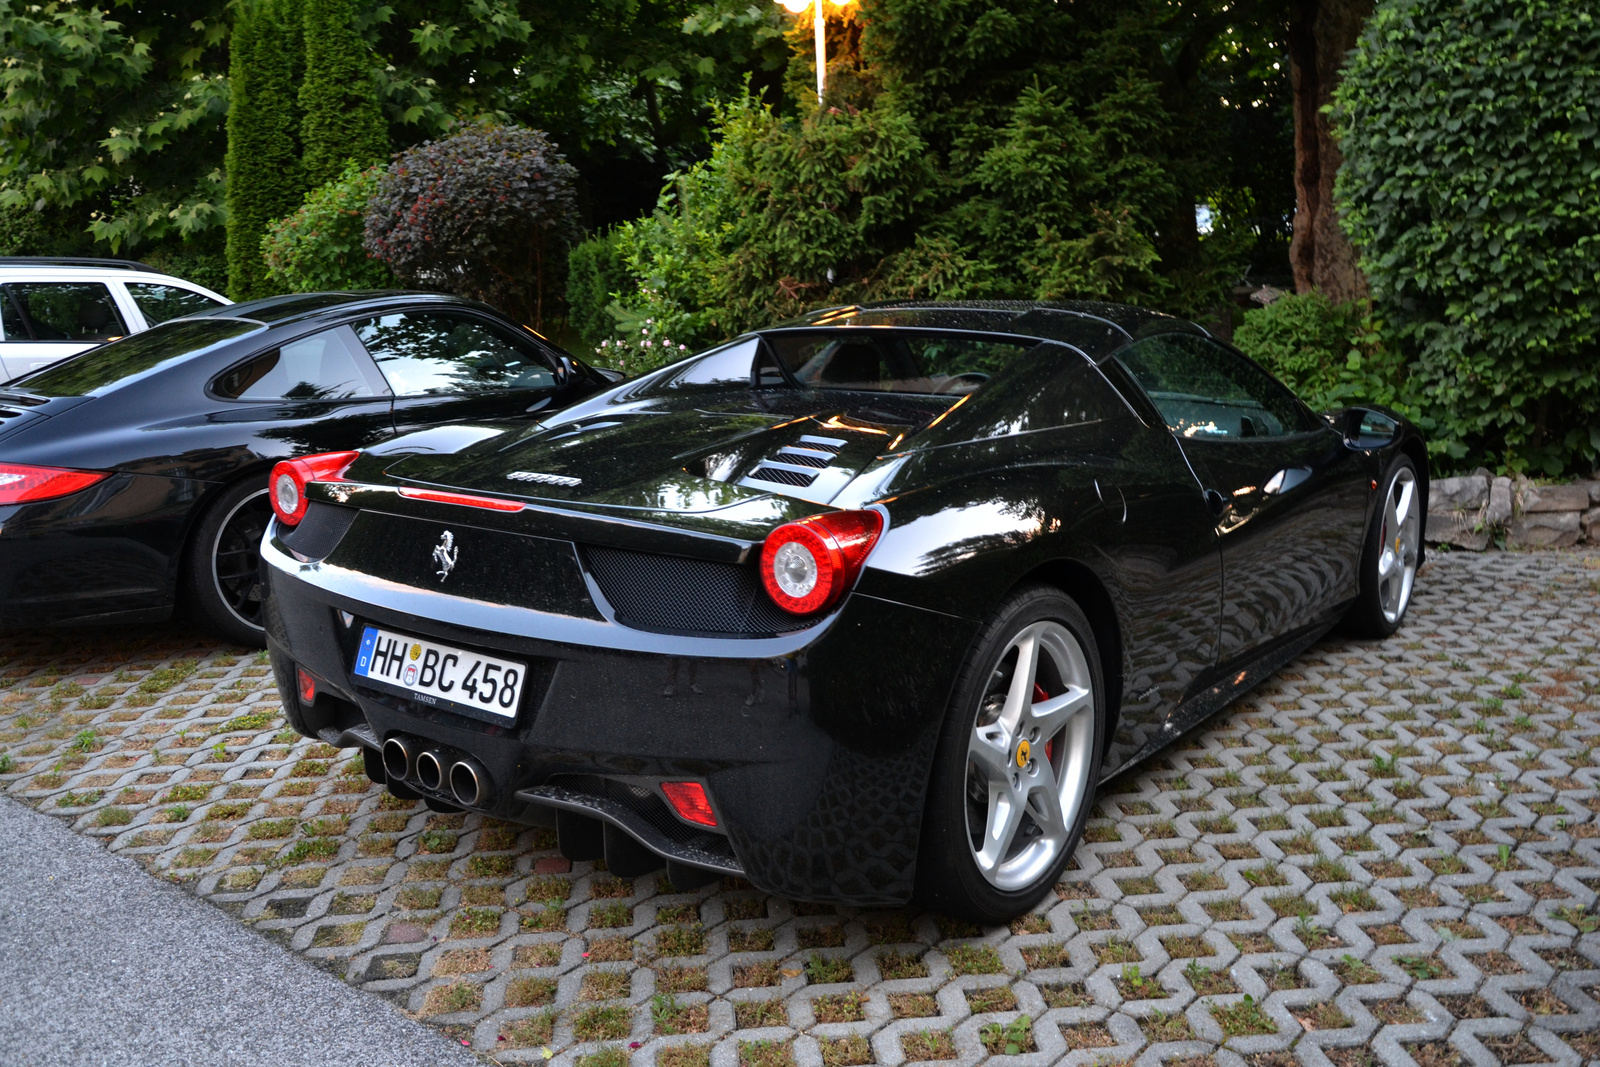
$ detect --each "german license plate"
[352,626,524,721]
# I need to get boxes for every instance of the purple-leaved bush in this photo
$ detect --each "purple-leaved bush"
[364,125,580,327]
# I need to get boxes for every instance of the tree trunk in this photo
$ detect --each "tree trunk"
[1287,0,1372,303]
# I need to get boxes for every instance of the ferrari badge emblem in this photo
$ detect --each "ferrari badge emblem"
[432,530,458,581]
[1015,739,1031,768]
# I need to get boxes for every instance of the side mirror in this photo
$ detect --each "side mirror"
[1336,407,1399,449]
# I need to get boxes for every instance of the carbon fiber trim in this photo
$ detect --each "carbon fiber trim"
[278,503,358,561]
[582,546,809,636]
[519,782,743,875]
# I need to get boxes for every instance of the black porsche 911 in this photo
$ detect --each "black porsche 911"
[261,300,1426,920]
[0,291,611,644]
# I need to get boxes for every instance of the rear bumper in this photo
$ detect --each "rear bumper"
[261,531,978,905]
[0,472,200,627]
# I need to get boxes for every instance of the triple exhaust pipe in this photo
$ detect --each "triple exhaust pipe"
[382,735,492,807]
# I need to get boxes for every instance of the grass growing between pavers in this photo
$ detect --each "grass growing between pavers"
[3,551,1600,1064]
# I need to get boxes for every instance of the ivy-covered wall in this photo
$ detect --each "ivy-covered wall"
[1335,0,1600,476]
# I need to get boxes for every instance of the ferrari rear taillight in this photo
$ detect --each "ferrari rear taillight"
[759,509,883,615]
[269,451,359,527]
[661,781,718,827]
[296,667,318,705]
[0,463,109,505]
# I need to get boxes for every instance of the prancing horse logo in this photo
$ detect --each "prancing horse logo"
[432,530,459,581]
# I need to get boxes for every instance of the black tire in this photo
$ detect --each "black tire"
[182,477,273,648]
[915,586,1105,923]
[1342,455,1423,639]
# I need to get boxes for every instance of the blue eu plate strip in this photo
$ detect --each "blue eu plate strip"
[354,626,378,677]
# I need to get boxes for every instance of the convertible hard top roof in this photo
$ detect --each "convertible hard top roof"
[766,300,1209,363]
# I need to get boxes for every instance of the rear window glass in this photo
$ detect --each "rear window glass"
[12,319,261,397]
[767,332,1034,395]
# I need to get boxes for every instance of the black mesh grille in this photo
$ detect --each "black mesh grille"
[548,774,736,857]
[280,502,358,560]
[774,450,830,468]
[748,466,816,487]
[583,546,811,636]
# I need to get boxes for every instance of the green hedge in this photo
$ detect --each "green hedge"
[565,230,631,353]
[262,162,394,293]
[1335,0,1600,475]
[1232,292,1410,418]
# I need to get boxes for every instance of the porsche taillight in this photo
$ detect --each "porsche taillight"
[0,463,109,505]
[269,451,359,526]
[759,509,883,615]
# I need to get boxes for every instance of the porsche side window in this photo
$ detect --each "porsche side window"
[126,283,226,325]
[0,282,127,343]
[214,326,385,401]
[354,312,557,395]
[767,333,1033,395]
[1114,334,1310,438]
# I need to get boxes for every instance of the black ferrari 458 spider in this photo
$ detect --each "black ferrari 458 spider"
[0,292,611,644]
[262,300,1427,920]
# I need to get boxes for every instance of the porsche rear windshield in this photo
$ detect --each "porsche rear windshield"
[12,318,261,397]
[764,331,1037,395]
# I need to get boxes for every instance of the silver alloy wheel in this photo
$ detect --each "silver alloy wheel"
[964,619,1096,891]
[1377,466,1420,624]
[211,487,272,633]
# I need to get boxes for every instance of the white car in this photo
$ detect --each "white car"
[0,257,230,381]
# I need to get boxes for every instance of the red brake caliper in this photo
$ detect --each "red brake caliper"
[1034,683,1054,763]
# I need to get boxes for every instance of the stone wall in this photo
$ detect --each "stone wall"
[1426,473,1600,550]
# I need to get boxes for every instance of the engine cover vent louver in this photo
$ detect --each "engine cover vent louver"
[773,450,830,469]
[748,466,817,487]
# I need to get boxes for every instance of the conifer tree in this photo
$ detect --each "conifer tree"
[299,0,389,189]
[225,0,308,299]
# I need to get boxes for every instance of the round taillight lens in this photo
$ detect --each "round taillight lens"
[760,509,883,615]
[271,464,305,525]
[267,451,359,527]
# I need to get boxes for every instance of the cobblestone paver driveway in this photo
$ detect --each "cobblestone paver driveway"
[3,551,1599,1067]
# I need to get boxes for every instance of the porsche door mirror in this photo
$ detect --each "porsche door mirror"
[1340,408,1398,450]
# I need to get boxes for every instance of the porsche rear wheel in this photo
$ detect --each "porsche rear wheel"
[1343,456,1421,638]
[183,479,272,648]
[917,587,1103,922]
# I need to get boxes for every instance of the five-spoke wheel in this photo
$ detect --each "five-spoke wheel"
[964,620,1097,890]
[1344,454,1423,638]
[918,587,1103,922]
[1375,465,1419,624]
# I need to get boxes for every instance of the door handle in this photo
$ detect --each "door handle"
[1203,488,1225,517]
[1094,479,1127,524]
[1263,466,1312,495]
